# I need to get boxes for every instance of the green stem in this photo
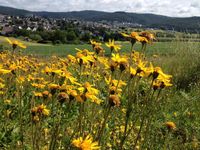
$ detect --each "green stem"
[97,105,111,143]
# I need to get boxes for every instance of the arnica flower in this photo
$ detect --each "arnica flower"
[111,53,128,70]
[31,104,50,122]
[109,95,120,107]
[4,99,11,105]
[121,32,139,45]
[42,90,52,99]
[157,76,172,89]
[76,53,90,66]
[48,83,60,95]
[67,54,76,63]
[109,61,118,72]
[165,121,176,130]
[131,50,142,62]
[94,45,104,55]
[153,78,172,90]
[0,66,11,74]
[68,90,78,101]
[57,92,69,104]
[76,94,87,103]
[72,135,100,150]
[111,79,127,88]
[44,66,63,76]
[37,104,50,116]
[77,82,101,104]
[109,86,122,95]
[76,48,94,56]
[140,31,156,44]
[119,60,129,72]
[135,59,150,77]
[130,67,137,78]
[31,83,46,89]
[90,40,102,49]
[33,91,43,98]
[121,32,144,46]
[152,67,172,80]
[105,39,121,53]
[0,82,5,89]
[5,38,27,49]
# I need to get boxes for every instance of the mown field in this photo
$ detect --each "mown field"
[0,34,200,150]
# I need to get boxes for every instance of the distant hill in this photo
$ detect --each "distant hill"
[0,5,200,32]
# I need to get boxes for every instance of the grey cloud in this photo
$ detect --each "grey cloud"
[190,1,200,8]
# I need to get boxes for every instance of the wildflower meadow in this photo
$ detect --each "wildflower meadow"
[0,31,199,150]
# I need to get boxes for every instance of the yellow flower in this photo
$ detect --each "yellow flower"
[0,82,5,89]
[84,82,99,95]
[90,40,102,49]
[0,68,11,74]
[72,135,100,150]
[132,50,141,62]
[111,53,128,64]
[121,31,154,47]
[111,79,126,88]
[76,48,94,56]
[67,54,76,63]
[109,95,120,107]
[121,32,142,42]
[33,91,43,97]
[165,121,176,130]
[57,92,69,103]
[5,38,27,49]
[130,67,137,78]
[153,77,172,90]
[31,83,46,89]
[42,108,50,116]
[77,82,101,104]
[106,39,121,52]
[109,86,122,95]
[42,91,52,99]
[85,93,102,105]
[37,104,50,116]
[16,76,25,84]
[43,66,63,76]
[76,52,91,66]
[4,99,11,104]
[140,31,156,44]
[157,75,173,88]
[68,90,78,99]
[48,83,60,90]
[153,67,172,80]
[93,45,104,55]
[33,115,40,122]
[110,54,129,72]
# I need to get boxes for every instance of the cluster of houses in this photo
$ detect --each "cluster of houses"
[0,14,59,35]
[0,14,142,36]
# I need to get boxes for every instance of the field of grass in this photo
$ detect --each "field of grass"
[23,41,199,57]
[1,35,199,57]
[0,34,200,149]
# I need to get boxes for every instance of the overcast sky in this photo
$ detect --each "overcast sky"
[0,0,200,17]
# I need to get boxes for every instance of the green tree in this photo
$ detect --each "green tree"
[29,34,42,42]
[66,31,77,41]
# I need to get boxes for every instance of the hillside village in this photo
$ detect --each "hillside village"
[0,14,142,35]
[0,12,199,44]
